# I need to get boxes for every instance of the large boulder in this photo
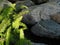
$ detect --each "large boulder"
[30,2,60,38]
[22,2,60,38]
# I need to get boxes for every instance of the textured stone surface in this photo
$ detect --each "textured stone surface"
[29,2,60,38]
[22,1,60,25]
[21,1,60,38]
[29,2,60,23]
[31,20,60,38]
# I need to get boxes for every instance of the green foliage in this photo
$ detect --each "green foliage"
[0,1,31,45]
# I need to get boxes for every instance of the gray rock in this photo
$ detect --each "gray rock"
[22,2,60,25]
[22,6,38,25]
[31,20,60,38]
[30,2,60,23]
[30,2,60,38]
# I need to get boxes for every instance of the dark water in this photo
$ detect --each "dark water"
[24,29,60,45]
